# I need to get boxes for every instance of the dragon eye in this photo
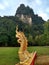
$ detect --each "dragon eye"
[19,40,21,42]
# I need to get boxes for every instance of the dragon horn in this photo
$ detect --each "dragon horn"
[16,25,18,33]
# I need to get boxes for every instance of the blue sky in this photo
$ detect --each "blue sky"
[0,0,49,21]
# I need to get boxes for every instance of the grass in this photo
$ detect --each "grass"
[0,46,49,65]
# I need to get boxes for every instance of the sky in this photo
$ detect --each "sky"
[0,0,49,21]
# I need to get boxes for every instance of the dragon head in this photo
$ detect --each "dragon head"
[16,27,28,45]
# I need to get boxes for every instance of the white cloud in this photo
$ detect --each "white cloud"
[0,3,5,10]
[38,11,49,21]
[0,0,9,10]
[35,0,42,5]
[46,8,49,13]
[3,1,9,7]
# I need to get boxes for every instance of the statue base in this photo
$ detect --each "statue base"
[15,51,37,65]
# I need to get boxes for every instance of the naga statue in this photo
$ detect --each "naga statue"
[15,27,37,65]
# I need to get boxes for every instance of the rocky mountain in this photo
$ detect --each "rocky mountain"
[15,4,45,25]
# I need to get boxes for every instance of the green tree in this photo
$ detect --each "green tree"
[44,20,49,45]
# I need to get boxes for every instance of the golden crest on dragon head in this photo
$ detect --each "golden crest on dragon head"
[16,27,28,46]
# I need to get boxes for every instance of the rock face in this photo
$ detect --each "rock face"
[16,14,32,25]
[15,4,45,26]
[15,4,34,25]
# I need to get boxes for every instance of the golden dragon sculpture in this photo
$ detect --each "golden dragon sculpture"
[15,27,37,65]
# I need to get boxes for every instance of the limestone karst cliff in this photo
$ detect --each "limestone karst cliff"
[16,14,32,25]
